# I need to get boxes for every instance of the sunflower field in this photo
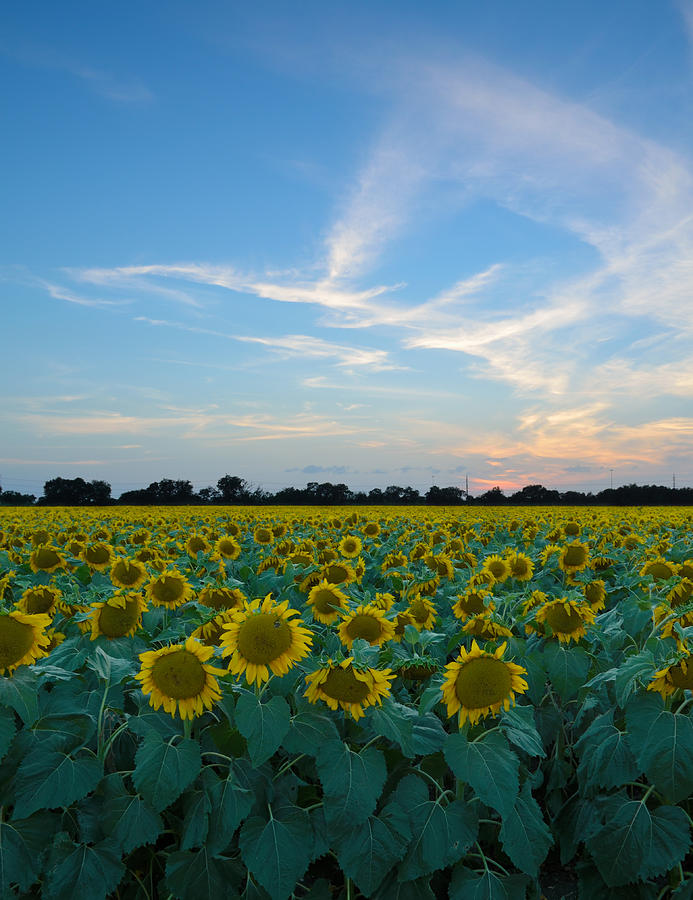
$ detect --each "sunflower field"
[1,505,693,899]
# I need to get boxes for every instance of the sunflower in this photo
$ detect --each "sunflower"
[382,551,408,572]
[215,536,241,560]
[581,580,607,612]
[307,580,349,625]
[648,655,693,698]
[220,594,313,686]
[145,571,194,609]
[423,554,455,580]
[304,658,393,720]
[442,640,528,727]
[507,552,534,582]
[564,521,581,537]
[405,594,438,631]
[533,598,596,643]
[89,592,148,640]
[136,637,226,720]
[110,558,148,590]
[253,526,274,546]
[319,548,339,565]
[337,605,396,649]
[679,560,693,580]
[185,534,211,557]
[191,611,235,647]
[373,592,396,612]
[133,546,165,570]
[452,589,494,620]
[558,542,590,575]
[0,569,14,602]
[197,585,246,612]
[17,585,62,616]
[361,522,380,538]
[321,561,357,586]
[468,571,496,590]
[395,660,439,681]
[29,545,66,574]
[30,528,51,547]
[392,611,415,642]
[591,555,615,572]
[640,557,678,582]
[461,615,513,642]
[256,555,283,575]
[539,544,561,566]
[0,611,51,675]
[81,542,115,572]
[481,555,510,584]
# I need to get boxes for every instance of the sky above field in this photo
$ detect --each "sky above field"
[2,0,693,498]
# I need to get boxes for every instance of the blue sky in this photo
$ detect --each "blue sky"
[2,0,693,497]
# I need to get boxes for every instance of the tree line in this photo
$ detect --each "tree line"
[1,475,692,507]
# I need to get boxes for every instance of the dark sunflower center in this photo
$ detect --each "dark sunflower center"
[487,561,507,578]
[203,588,239,611]
[563,547,587,567]
[669,664,693,690]
[671,582,693,607]
[343,540,357,553]
[312,589,342,614]
[511,559,530,576]
[236,614,292,663]
[24,588,57,615]
[321,666,371,702]
[217,540,238,557]
[324,565,349,584]
[346,614,383,643]
[460,593,486,615]
[0,616,35,668]
[584,583,604,605]
[112,561,143,585]
[34,548,61,570]
[153,577,185,604]
[648,562,674,581]
[99,599,139,638]
[85,545,111,565]
[409,599,430,623]
[188,537,208,553]
[32,530,50,546]
[256,529,272,543]
[454,656,512,709]
[151,650,206,699]
[544,604,583,634]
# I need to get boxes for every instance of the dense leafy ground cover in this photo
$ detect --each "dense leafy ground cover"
[1,505,693,899]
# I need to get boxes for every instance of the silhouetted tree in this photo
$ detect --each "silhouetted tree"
[0,487,35,506]
[426,485,467,505]
[216,475,249,504]
[40,477,112,506]
[510,484,561,505]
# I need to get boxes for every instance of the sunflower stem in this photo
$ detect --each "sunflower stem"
[345,876,352,900]
[183,718,192,740]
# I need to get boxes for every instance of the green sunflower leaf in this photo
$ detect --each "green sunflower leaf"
[449,866,530,900]
[280,709,340,756]
[180,789,211,851]
[499,704,546,758]
[575,710,640,790]
[498,781,552,877]
[101,793,163,854]
[393,774,478,881]
[13,748,103,819]
[235,692,290,767]
[444,730,519,818]
[0,820,44,894]
[316,739,387,831]
[0,667,39,724]
[372,874,437,899]
[204,767,254,855]
[641,805,691,881]
[43,839,125,900]
[0,706,16,762]
[239,803,313,900]
[333,813,410,896]
[367,699,416,756]
[626,692,693,802]
[165,847,243,900]
[543,642,590,700]
[132,733,201,812]
[586,796,654,886]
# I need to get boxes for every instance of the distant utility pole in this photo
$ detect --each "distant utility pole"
[673,474,676,490]
[610,468,614,490]
[465,474,469,496]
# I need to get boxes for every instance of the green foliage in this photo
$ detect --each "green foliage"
[498,781,553,877]
[444,730,519,818]
[13,748,103,818]
[235,692,290,766]
[239,803,313,900]
[44,840,125,900]
[132,732,201,812]
[626,693,693,802]
[316,739,387,831]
